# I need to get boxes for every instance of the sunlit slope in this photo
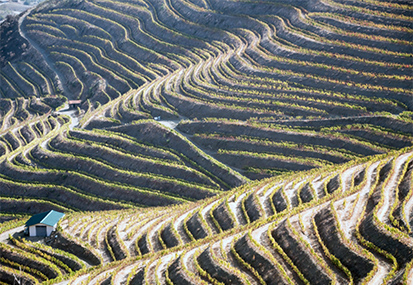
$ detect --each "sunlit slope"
[0,0,412,209]
[1,0,411,106]
[1,147,412,284]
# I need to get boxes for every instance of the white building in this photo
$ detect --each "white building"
[25,210,65,237]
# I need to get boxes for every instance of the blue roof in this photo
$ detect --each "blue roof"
[25,210,65,227]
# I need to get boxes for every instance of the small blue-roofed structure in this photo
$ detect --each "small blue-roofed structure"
[25,210,65,237]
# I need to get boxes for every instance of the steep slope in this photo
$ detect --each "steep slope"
[1,147,412,284]
[0,0,412,212]
[0,0,412,283]
[1,0,411,105]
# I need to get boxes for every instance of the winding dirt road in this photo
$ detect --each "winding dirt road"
[18,7,67,95]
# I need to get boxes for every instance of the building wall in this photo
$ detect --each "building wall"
[47,225,55,236]
[29,225,36,237]
[28,224,55,237]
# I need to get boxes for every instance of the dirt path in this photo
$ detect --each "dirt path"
[404,185,413,232]
[157,119,181,129]
[182,246,204,277]
[335,160,394,284]
[341,165,359,193]
[256,184,275,217]
[55,104,80,130]
[0,100,15,132]
[155,252,176,284]
[111,263,137,285]
[18,8,67,96]
[200,200,219,227]
[376,153,410,222]
[250,222,270,242]
[285,179,305,207]
[213,237,253,285]
[90,269,115,285]
[341,161,380,239]
[228,192,247,225]
[173,209,195,243]
[0,225,24,244]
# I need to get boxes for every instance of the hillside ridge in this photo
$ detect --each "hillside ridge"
[1,147,412,284]
[0,0,412,282]
[0,0,412,218]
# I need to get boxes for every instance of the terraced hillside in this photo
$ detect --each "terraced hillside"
[0,0,412,282]
[1,147,412,284]
[0,0,412,211]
